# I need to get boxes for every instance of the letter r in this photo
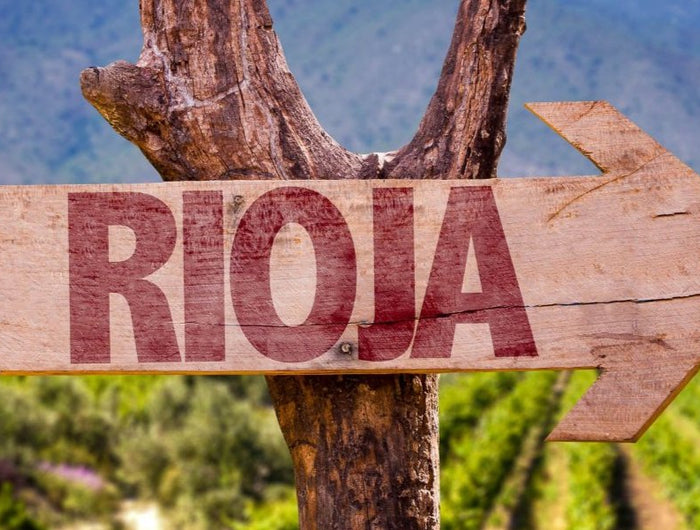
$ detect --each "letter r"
[69,192,180,363]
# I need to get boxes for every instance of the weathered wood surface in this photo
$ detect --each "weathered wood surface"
[1,102,699,440]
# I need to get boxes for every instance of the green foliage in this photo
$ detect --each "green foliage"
[34,377,120,472]
[564,442,617,530]
[110,376,293,528]
[3,368,700,529]
[118,377,292,501]
[439,372,521,455]
[633,412,700,528]
[234,488,299,530]
[0,375,293,528]
[32,469,119,518]
[668,375,700,424]
[558,371,617,530]
[440,371,558,530]
[0,382,53,464]
[0,483,46,530]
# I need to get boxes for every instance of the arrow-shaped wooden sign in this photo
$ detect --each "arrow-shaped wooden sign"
[1,101,698,442]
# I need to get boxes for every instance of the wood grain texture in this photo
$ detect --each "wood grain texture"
[267,374,439,529]
[524,101,700,441]
[2,174,698,375]
[2,102,700,442]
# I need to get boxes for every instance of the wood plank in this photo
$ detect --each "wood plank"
[1,101,698,441]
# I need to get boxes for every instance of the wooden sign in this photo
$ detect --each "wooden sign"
[1,101,699,441]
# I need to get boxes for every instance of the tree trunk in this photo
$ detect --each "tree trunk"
[80,0,527,527]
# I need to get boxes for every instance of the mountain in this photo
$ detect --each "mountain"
[504,0,700,175]
[0,0,698,184]
[0,0,147,184]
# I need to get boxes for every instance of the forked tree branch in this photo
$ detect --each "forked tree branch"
[81,0,527,527]
[81,0,526,182]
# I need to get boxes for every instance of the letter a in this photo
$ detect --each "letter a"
[412,186,537,358]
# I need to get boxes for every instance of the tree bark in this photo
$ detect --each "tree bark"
[80,0,527,528]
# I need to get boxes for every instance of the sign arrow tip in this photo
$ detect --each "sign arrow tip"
[548,354,700,442]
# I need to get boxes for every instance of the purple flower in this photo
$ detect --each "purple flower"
[37,462,106,491]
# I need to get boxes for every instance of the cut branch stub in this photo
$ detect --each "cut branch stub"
[81,0,361,181]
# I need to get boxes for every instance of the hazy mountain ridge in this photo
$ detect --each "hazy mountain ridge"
[504,0,700,175]
[0,0,697,184]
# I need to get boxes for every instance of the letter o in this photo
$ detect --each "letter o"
[231,187,357,362]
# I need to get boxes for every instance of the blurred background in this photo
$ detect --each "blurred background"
[0,0,699,528]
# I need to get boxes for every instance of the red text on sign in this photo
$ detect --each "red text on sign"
[68,186,537,364]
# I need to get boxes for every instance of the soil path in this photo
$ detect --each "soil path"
[618,446,685,530]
